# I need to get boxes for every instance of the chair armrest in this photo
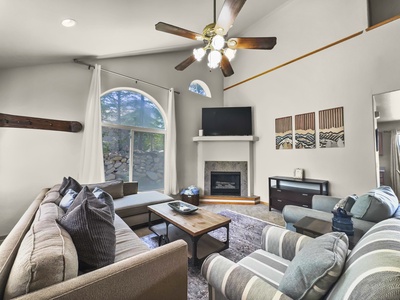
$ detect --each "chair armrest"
[261,225,313,261]
[16,240,187,300]
[201,253,293,300]
[312,195,341,212]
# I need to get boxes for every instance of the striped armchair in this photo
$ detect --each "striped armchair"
[201,219,400,300]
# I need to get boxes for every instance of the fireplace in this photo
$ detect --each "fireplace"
[211,172,241,196]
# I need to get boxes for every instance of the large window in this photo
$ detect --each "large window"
[101,89,166,191]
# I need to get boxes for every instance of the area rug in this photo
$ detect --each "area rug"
[140,209,279,300]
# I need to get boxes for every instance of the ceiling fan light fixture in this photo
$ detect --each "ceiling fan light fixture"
[61,18,77,28]
[193,48,206,61]
[207,50,222,69]
[224,48,237,61]
[227,39,237,48]
[211,35,225,50]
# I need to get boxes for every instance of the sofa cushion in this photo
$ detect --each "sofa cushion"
[86,180,124,200]
[326,218,400,299]
[350,186,399,222]
[279,232,348,300]
[114,191,173,218]
[41,184,63,205]
[238,249,290,288]
[59,189,78,212]
[34,202,65,222]
[113,215,149,262]
[93,187,115,220]
[4,219,78,300]
[58,186,116,271]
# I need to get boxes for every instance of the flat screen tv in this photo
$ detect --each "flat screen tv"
[202,106,252,136]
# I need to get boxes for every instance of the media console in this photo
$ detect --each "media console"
[268,176,329,211]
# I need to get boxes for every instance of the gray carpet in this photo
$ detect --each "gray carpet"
[140,208,284,300]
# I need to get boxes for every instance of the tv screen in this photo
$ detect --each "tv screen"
[202,107,252,136]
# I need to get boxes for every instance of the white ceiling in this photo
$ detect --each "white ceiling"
[0,0,290,70]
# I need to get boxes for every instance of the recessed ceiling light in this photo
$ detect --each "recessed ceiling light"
[61,19,77,28]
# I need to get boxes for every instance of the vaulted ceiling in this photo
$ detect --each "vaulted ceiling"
[0,0,291,70]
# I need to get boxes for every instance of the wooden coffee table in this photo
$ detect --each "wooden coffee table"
[147,202,231,266]
[293,216,363,250]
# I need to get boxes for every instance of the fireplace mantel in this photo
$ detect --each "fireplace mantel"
[193,136,259,142]
[194,135,259,198]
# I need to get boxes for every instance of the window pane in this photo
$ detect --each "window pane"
[101,90,165,129]
[133,132,164,191]
[189,83,206,96]
[102,127,130,182]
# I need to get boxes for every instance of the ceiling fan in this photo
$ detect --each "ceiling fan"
[155,0,277,77]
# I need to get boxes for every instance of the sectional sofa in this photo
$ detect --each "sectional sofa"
[0,180,187,300]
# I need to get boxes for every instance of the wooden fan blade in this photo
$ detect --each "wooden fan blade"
[175,55,196,71]
[155,22,202,40]
[215,0,247,35]
[220,55,234,77]
[227,37,277,49]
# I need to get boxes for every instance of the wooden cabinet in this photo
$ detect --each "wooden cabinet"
[268,176,329,211]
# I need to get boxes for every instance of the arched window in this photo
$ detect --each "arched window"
[189,80,211,98]
[101,88,166,191]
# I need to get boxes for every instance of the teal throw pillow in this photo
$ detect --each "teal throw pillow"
[279,232,349,300]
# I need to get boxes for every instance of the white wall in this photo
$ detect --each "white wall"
[0,51,223,236]
[223,0,400,200]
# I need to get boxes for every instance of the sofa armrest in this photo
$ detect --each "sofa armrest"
[261,225,313,261]
[201,253,293,300]
[15,240,187,300]
[312,195,341,212]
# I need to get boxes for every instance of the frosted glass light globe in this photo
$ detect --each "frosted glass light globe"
[193,48,206,61]
[224,48,237,61]
[211,35,225,50]
[207,50,222,69]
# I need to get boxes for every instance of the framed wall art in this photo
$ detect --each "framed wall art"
[275,116,293,150]
[295,112,316,149]
[319,107,345,148]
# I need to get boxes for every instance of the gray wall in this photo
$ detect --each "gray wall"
[223,0,400,200]
[0,50,223,236]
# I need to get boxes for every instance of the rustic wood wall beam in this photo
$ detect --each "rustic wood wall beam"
[0,113,83,133]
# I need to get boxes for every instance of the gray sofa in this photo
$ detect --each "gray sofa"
[0,182,187,300]
[202,218,400,300]
[282,195,377,234]
[283,185,400,235]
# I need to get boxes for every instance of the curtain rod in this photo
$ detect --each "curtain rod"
[73,59,180,95]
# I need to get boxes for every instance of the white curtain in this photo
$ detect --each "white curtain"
[164,88,178,194]
[78,64,105,183]
[390,130,400,196]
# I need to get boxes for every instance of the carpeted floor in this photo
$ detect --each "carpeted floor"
[138,205,284,300]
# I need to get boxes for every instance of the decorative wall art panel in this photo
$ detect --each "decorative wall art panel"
[275,116,293,149]
[295,112,316,149]
[319,107,345,148]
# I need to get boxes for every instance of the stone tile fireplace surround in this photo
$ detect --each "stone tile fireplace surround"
[193,136,259,198]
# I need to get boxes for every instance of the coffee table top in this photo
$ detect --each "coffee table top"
[148,202,231,236]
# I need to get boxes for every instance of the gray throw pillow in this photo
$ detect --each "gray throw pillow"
[333,195,357,212]
[350,186,399,222]
[59,176,83,196]
[58,186,116,271]
[279,232,349,300]
[59,189,78,212]
[93,187,115,220]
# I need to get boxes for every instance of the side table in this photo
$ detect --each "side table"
[293,216,363,250]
